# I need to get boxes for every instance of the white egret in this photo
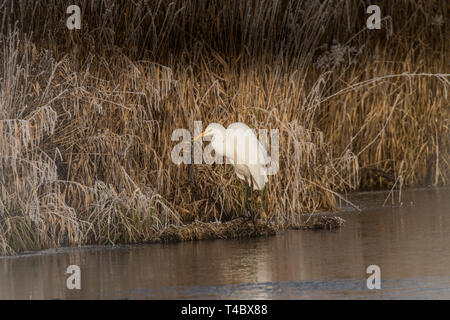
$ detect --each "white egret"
[194,122,270,221]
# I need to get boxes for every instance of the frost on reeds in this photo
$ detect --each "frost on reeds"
[0,1,448,255]
[0,29,182,254]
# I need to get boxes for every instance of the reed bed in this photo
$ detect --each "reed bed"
[0,0,448,255]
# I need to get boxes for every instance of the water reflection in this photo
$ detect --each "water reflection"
[0,187,449,299]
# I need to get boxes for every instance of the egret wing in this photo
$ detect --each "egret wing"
[226,123,269,190]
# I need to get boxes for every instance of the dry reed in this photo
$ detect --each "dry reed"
[0,0,448,255]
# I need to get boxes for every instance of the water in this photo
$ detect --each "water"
[0,187,449,299]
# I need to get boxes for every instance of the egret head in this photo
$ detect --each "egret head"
[193,123,225,141]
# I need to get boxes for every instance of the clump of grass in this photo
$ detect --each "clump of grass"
[159,219,276,242]
[0,0,448,255]
[293,216,346,231]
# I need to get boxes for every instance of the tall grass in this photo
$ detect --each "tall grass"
[0,0,448,255]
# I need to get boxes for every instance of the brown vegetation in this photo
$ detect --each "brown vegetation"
[0,0,448,255]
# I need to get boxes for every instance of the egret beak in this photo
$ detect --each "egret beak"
[193,131,206,141]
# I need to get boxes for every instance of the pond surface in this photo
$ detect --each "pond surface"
[1,187,449,299]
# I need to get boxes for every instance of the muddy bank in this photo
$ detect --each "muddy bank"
[158,215,345,243]
[158,219,277,242]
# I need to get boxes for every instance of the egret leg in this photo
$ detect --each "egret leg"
[245,184,250,220]
[258,191,264,219]
[249,179,255,226]
[240,180,248,219]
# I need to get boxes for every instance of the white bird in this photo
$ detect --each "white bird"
[194,122,270,220]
